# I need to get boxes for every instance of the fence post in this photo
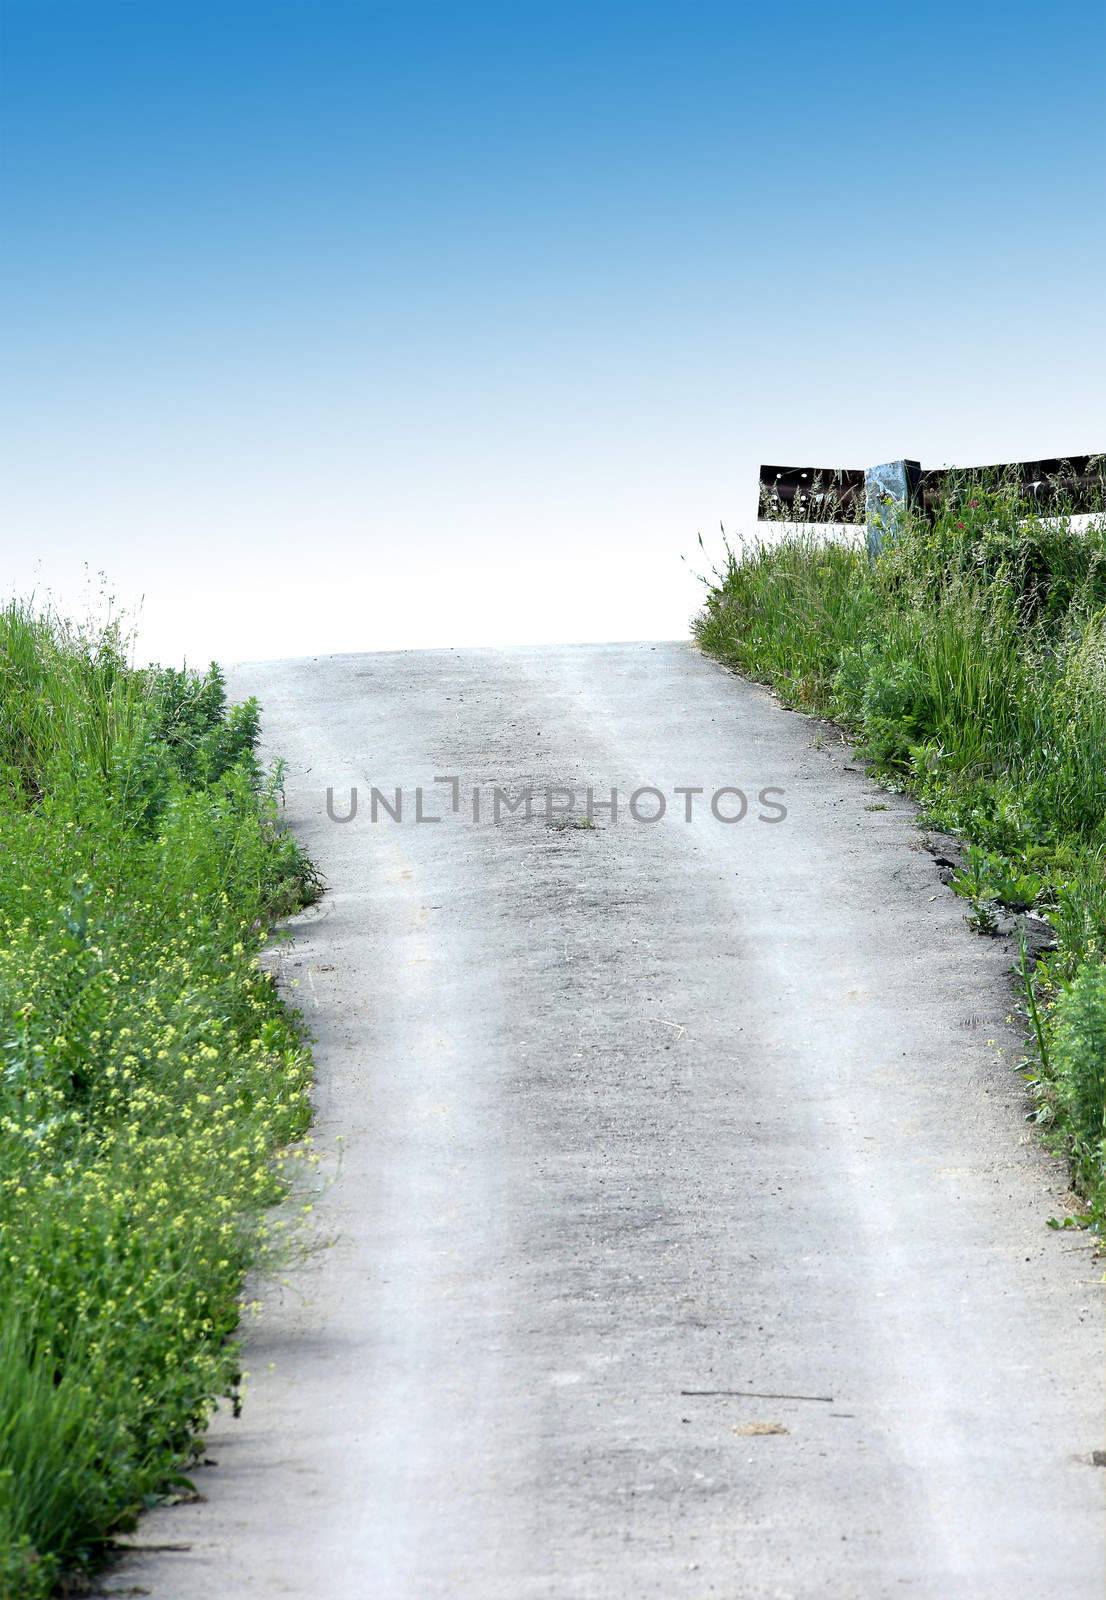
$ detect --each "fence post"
[864,459,920,559]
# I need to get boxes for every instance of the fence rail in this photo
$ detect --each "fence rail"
[758,454,1105,524]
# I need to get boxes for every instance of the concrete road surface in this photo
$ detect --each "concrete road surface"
[108,643,1104,1600]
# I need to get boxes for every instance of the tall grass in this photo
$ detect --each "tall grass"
[695,477,1106,1222]
[0,603,319,1597]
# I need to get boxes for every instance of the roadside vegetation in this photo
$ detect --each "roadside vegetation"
[695,470,1106,1225]
[0,603,320,1598]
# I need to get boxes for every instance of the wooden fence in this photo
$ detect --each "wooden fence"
[758,454,1105,525]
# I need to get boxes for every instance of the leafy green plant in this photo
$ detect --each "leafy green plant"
[1048,962,1106,1207]
[951,845,1044,912]
[694,477,1106,1218]
[964,896,1002,937]
[0,601,320,1596]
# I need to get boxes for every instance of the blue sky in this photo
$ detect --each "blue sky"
[2,0,1103,662]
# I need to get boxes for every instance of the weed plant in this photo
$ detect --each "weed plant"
[0,603,320,1597]
[695,466,1106,1223]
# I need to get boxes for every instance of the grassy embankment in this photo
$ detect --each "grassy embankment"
[0,604,320,1598]
[695,474,1106,1224]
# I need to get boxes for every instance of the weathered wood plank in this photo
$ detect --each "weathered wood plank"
[758,464,865,521]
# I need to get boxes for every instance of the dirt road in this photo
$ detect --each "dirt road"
[109,642,1105,1599]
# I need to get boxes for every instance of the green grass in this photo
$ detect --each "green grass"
[0,603,320,1598]
[695,475,1106,1224]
